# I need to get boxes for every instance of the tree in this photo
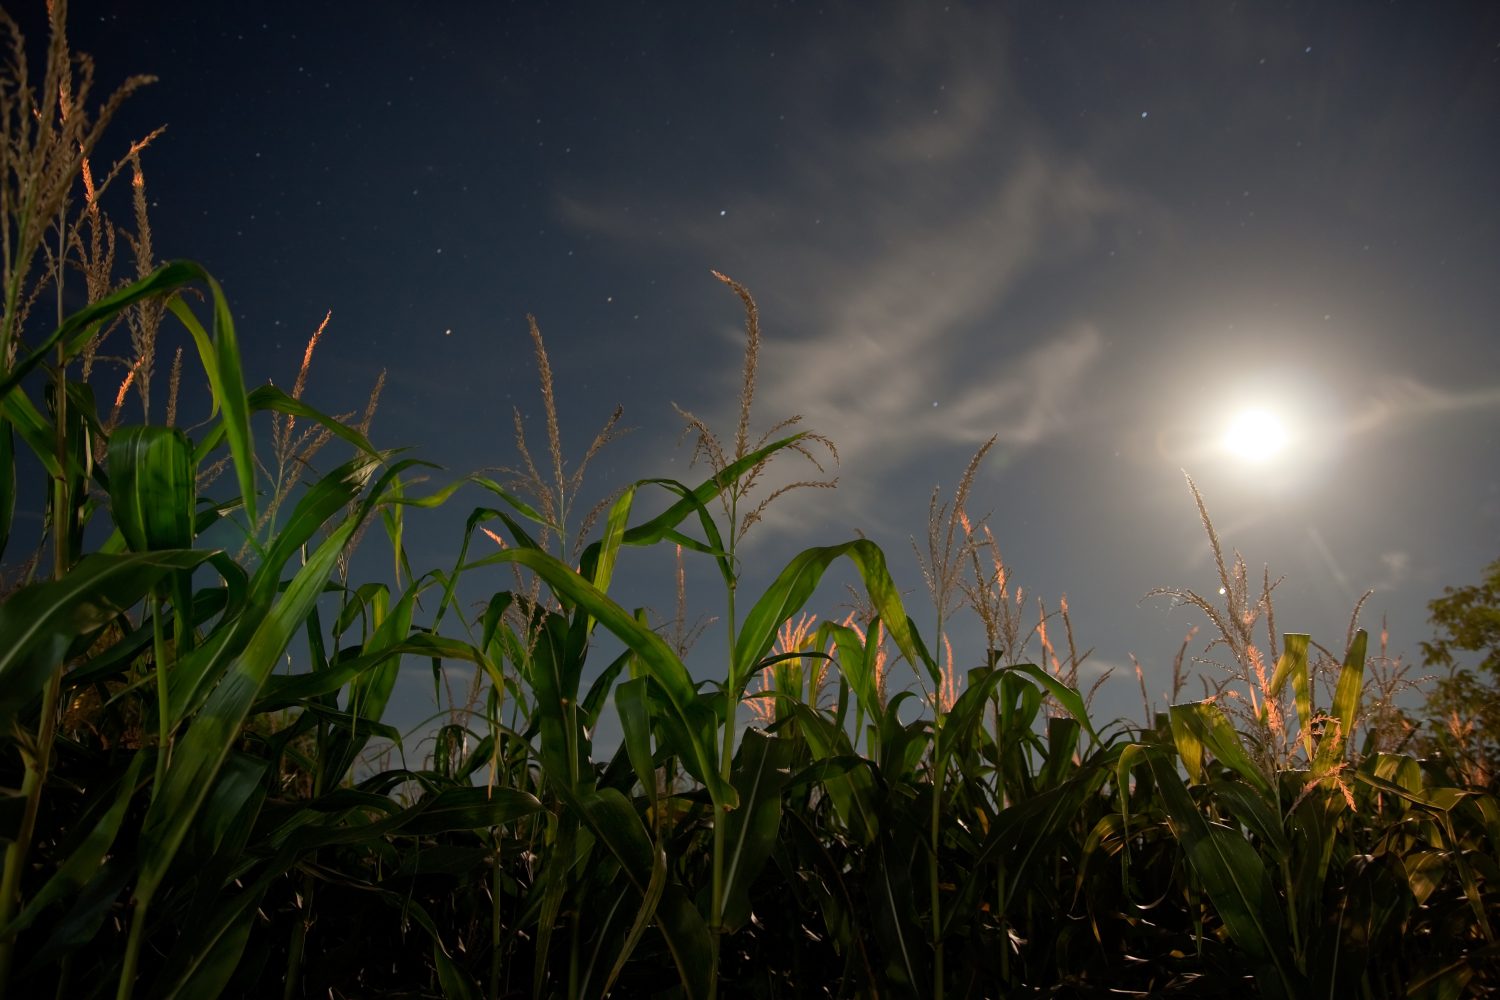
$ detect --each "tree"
[1420,556,1500,788]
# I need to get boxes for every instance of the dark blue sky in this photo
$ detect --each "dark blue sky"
[35,1,1500,739]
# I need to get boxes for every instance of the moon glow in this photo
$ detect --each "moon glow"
[1222,408,1290,463]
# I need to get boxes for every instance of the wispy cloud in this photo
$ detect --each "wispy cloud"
[1375,550,1411,591]
[1342,375,1500,437]
[560,6,1129,534]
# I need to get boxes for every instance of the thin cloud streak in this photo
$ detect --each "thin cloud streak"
[1342,375,1500,437]
[560,8,1131,536]
[747,154,1115,532]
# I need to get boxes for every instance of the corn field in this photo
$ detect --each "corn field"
[0,6,1496,998]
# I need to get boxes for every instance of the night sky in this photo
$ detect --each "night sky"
[31,2,1500,740]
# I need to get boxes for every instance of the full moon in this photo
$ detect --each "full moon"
[1222,408,1289,463]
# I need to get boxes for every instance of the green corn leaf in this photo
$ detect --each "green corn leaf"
[1171,705,1208,784]
[164,265,256,528]
[369,893,478,1000]
[997,670,1044,744]
[59,584,228,692]
[1406,958,1478,1000]
[273,787,540,855]
[434,940,478,1000]
[584,482,635,599]
[582,648,631,733]
[170,454,410,723]
[524,817,574,995]
[790,702,881,843]
[814,619,885,729]
[1470,794,1500,860]
[429,507,523,634]
[254,635,500,712]
[1403,850,1449,907]
[934,666,1007,772]
[108,425,196,552]
[396,787,547,835]
[578,433,807,557]
[1006,663,1100,748]
[147,788,273,995]
[967,766,1109,914]
[734,539,933,695]
[335,581,390,638]
[166,911,259,1000]
[19,859,133,979]
[1333,852,1414,990]
[994,690,1043,801]
[1141,746,1298,998]
[1439,818,1496,942]
[0,423,13,561]
[381,474,416,587]
[624,477,733,587]
[721,729,793,930]
[137,457,387,905]
[1320,628,1366,767]
[0,382,63,479]
[0,550,212,730]
[528,612,591,794]
[245,383,383,457]
[1038,715,1081,791]
[576,787,714,1000]
[185,752,268,866]
[462,544,732,807]
[570,437,834,601]
[616,677,658,813]
[868,835,925,989]
[1352,770,1468,814]
[52,381,94,562]
[1208,777,1291,862]
[1170,700,1272,795]
[1286,781,1344,940]
[962,782,1107,943]
[318,575,429,783]
[784,755,866,793]
[462,476,552,528]
[578,870,638,997]
[877,690,933,781]
[0,260,204,399]
[157,897,258,1000]
[1268,633,1313,756]
[0,754,147,938]
[599,843,669,999]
